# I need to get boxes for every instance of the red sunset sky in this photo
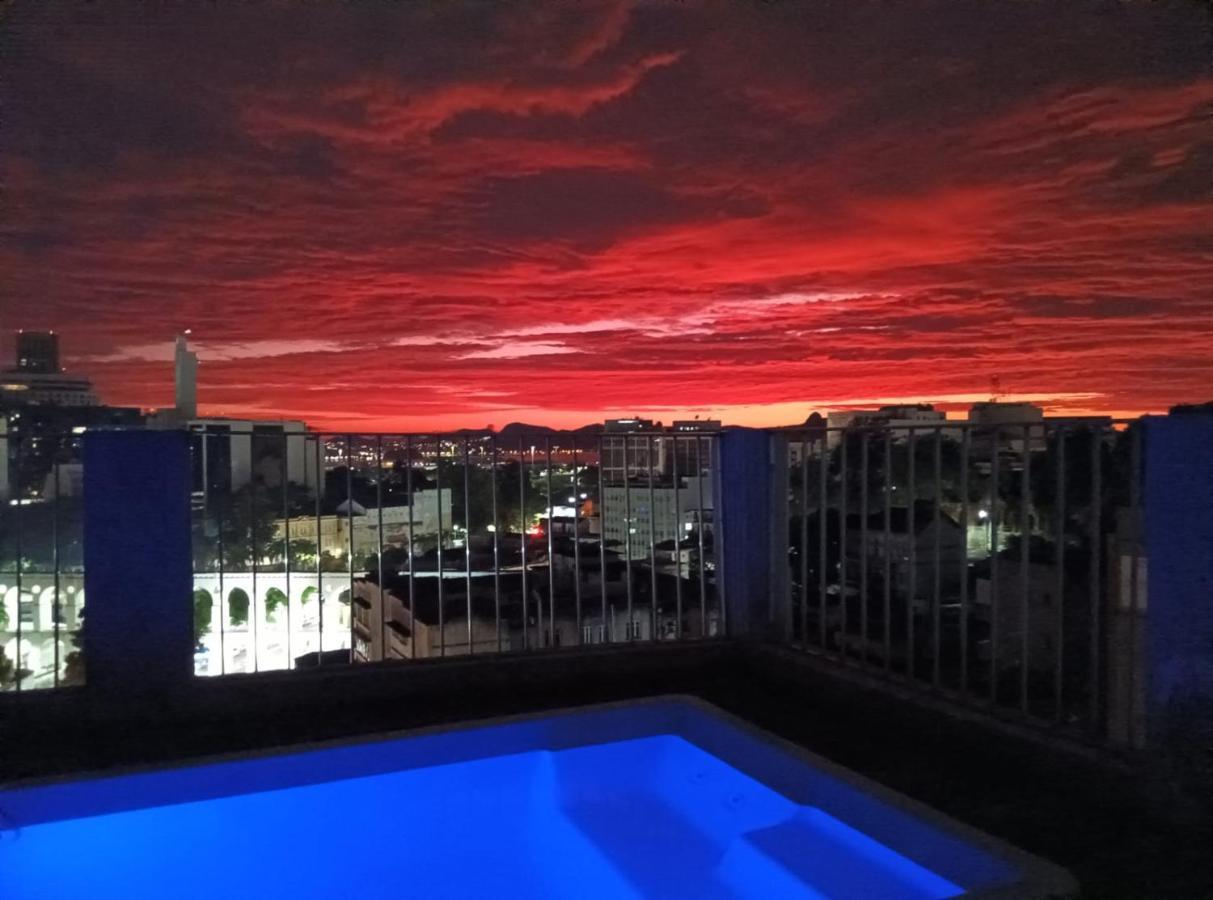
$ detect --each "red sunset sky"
[2,1,1211,431]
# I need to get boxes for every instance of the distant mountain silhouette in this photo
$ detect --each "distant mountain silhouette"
[448,422,605,442]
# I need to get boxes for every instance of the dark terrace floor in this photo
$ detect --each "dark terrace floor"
[2,641,1211,899]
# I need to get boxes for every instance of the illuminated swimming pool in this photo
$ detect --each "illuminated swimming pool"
[0,697,1073,898]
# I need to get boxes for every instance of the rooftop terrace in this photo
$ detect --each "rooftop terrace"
[3,416,1213,897]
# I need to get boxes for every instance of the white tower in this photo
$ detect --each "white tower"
[174,331,198,419]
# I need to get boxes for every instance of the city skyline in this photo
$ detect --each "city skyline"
[4,2,1212,431]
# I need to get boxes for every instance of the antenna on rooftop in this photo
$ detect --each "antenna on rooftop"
[990,375,1004,403]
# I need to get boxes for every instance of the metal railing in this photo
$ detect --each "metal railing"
[186,427,722,676]
[0,430,87,691]
[782,418,1144,743]
[2,412,1150,754]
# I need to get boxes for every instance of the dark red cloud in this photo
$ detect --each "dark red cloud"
[2,1,1211,429]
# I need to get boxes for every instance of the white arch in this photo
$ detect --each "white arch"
[37,586,57,630]
[1,586,17,632]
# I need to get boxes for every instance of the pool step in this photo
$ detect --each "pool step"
[720,808,964,900]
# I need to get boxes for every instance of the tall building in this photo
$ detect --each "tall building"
[601,418,666,483]
[825,404,945,448]
[16,331,60,374]
[188,419,319,498]
[600,477,713,561]
[598,418,717,558]
[967,401,1047,455]
[0,331,142,498]
[0,331,98,408]
[1,404,145,501]
[601,418,717,484]
[147,333,319,497]
[670,420,718,476]
[174,333,198,419]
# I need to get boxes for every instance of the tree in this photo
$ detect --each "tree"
[286,538,318,571]
[0,497,86,574]
[63,649,85,686]
[491,460,551,532]
[228,588,250,627]
[446,461,498,532]
[193,481,314,573]
[0,599,8,632]
[193,589,213,646]
[0,646,30,689]
[829,429,977,514]
[63,608,85,686]
[265,587,288,622]
[319,551,348,572]
[0,647,16,688]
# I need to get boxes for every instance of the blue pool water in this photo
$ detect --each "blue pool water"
[0,699,1072,899]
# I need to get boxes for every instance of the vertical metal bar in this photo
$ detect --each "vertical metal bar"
[672,435,683,640]
[464,436,474,656]
[52,441,62,687]
[546,437,555,648]
[959,426,970,695]
[624,436,634,639]
[906,428,916,680]
[883,430,893,672]
[597,434,608,643]
[990,433,1001,704]
[1053,426,1066,722]
[313,436,322,667]
[818,433,828,650]
[1127,423,1142,738]
[572,438,582,643]
[283,432,292,670]
[215,432,227,673]
[195,428,208,672]
[345,435,355,664]
[12,434,21,691]
[839,434,849,657]
[1020,423,1032,714]
[249,469,259,674]
[376,435,385,663]
[648,434,658,641]
[405,436,416,660]
[1088,426,1102,731]
[696,436,707,637]
[519,436,528,650]
[800,435,809,649]
[491,437,501,652]
[710,435,725,638]
[859,431,869,668]
[933,427,943,689]
[435,437,446,658]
